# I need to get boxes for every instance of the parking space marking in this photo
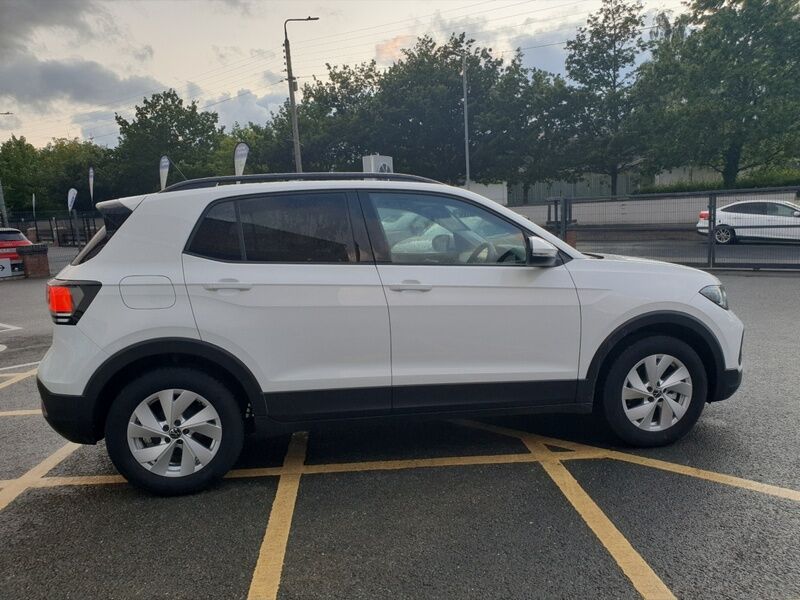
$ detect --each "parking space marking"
[0,361,41,372]
[0,442,79,511]
[0,369,37,391]
[248,431,308,600]
[458,421,800,503]
[0,409,41,417]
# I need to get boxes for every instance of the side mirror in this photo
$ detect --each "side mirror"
[794,211,800,218]
[527,236,559,267]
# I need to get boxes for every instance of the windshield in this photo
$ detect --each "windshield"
[0,231,25,242]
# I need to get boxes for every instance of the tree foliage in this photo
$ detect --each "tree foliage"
[637,0,800,187]
[565,0,648,195]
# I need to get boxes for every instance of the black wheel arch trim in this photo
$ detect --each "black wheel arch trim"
[581,310,728,404]
[84,337,266,417]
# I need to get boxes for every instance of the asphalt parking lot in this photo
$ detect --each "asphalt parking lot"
[1,273,799,599]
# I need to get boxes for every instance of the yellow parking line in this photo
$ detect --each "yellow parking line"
[458,421,800,503]
[0,369,37,391]
[248,431,308,600]
[605,451,800,503]
[0,442,79,512]
[540,458,676,599]
[33,474,127,488]
[0,409,41,417]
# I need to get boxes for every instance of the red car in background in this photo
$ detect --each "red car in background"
[0,228,33,274]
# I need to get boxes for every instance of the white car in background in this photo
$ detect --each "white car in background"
[697,199,800,244]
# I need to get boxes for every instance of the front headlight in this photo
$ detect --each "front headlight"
[700,284,728,310]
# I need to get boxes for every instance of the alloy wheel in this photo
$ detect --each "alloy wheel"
[714,227,732,244]
[127,389,222,477]
[621,354,693,431]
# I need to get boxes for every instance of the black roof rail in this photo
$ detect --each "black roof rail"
[161,172,441,192]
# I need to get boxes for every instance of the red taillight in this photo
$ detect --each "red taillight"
[699,210,709,220]
[46,280,101,325]
[48,286,74,314]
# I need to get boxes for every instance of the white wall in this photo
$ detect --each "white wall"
[458,182,508,206]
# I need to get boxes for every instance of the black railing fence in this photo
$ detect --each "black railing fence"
[513,186,800,270]
[4,210,102,247]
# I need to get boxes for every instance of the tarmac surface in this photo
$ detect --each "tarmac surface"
[0,272,798,599]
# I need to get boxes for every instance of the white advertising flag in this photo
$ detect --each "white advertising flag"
[234,142,249,177]
[159,156,170,190]
[67,188,78,212]
[89,167,95,202]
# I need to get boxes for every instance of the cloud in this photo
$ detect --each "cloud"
[375,35,416,64]
[0,114,23,130]
[185,81,203,99]
[71,109,118,144]
[0,0,98,53]
[132,44,154,62]
[0,52,165,111]
[209,88,287,129]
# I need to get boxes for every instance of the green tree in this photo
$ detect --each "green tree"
[371,34,504,183]
[113,89,222,194]
[38,138,111,211]
[638,0,800,187]
[565,0,647,195]
[477,57,574,201]
[0,136,39,213]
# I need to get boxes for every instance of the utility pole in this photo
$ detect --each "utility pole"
[462,52,471,190]
[284,16,319,173]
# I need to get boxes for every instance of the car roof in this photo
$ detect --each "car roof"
[0,228,21,233]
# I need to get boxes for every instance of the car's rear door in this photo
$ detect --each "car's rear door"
[359,190,581,412]
[182,190,391,420]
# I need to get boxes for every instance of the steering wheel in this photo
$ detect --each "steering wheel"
[496,248,520,263]
[466,242,497,264]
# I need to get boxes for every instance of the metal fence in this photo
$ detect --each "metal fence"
[512,186,800,270]
[4,210,101,247]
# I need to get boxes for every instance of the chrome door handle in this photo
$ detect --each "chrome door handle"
[388,280,432,292]
[203,279,252,291]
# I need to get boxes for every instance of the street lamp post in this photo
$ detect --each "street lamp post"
[284,16,319,173]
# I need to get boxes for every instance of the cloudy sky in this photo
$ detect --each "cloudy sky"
[0,0,685,148]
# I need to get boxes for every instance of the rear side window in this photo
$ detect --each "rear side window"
[723,202,766,215]
[239,193,354,263]
[0,231,25,241]
[187,192,355,263]
[187,202,242,261]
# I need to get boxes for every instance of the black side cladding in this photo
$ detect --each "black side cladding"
[71,199,134,265]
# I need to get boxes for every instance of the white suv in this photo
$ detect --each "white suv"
[38,173,744,495]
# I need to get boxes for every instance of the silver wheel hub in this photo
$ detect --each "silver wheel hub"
[127,389,222,477]
[621,354,692,432]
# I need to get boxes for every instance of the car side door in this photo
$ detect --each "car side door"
[766,202,800,241]
[182,190,391,420]
[359,190,581,412]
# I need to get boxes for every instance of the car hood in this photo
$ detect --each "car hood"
[569,253,720,288]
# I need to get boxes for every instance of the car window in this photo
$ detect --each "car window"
[767,203,798,217]
[365,192,527,265]
[238,192,354,263]
[0,231,25,241]
[723,202,764,215]
[187,201,242,261]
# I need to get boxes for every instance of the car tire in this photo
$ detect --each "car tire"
[714,226,736,245]
[601,336,707,447]
[105,367,244,495]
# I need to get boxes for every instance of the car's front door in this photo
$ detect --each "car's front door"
[183,191,391,420]
[766,202,800,241]
[360,190,581,411]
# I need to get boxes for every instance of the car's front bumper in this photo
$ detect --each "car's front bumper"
[713,367,742,402]
[38,378,102,444]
